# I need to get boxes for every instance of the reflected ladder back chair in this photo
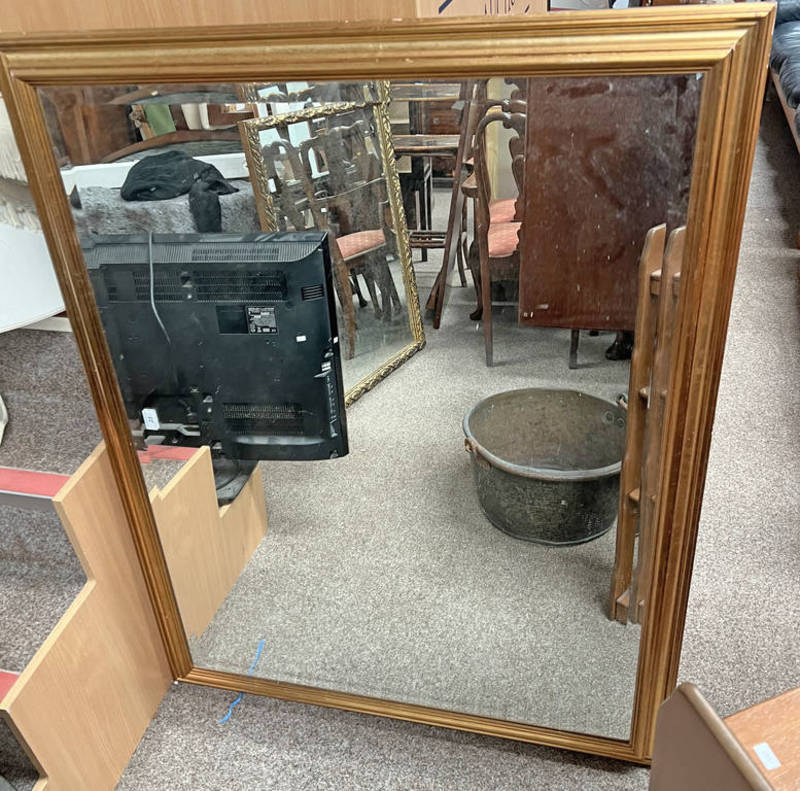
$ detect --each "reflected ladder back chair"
[461,95,527,321]
[300,118,402,323]
[473,107,526,366]
[259,136,358,359]
[608,224,685,624]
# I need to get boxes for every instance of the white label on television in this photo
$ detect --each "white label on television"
[141,408,160,431]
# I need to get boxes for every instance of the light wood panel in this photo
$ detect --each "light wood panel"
[0,443,171,791]
[0,0,545,34]
[149,447,268,639]
[725,687,800,790]
[631,226,685,623]
[608,223,666,622]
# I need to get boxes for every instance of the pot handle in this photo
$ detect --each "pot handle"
[464,437,490,469]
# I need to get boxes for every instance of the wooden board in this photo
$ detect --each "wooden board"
[725,688,800,791]
[416,0,546,15]
[149,447,267,639]
[631,226,684,623]
[519,75,700,331]
[608,223,666,622]
[0,443,172,791]
[0,0,545,33]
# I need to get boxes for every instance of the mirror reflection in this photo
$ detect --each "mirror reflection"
[37,72,701,740]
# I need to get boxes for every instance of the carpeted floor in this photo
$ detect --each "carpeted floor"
[190,246,639,739]
[0,98,797,790]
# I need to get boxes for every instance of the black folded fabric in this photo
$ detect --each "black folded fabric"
[120,150,238,232]
[770,20,800,70]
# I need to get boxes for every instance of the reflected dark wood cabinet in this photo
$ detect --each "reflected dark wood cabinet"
[519,76,701,332]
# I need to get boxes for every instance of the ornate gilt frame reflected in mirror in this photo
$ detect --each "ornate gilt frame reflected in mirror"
[0,5,774,764]
[239,81,425,405]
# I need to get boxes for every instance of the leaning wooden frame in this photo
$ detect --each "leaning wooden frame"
[238,82,426,405]
[0,5,773,764]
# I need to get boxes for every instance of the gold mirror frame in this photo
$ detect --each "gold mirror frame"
[0,5,773,763]
[239,81,425,405]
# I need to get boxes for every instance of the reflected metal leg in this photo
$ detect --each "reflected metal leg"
[569,329,580,369]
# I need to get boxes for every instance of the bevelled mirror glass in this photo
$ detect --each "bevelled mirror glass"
[35,71,700,741]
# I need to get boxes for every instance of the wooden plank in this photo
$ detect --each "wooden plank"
[608,223,666,623]
[0,0,545,34]
[0,0,416,33]
[416,0,546,14]
[725,687,800,791]
[632,226,685,623]
[1,443,172,791]
[149,447,267,639]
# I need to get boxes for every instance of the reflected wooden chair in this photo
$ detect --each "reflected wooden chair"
[608,224,685,624]
[299,117,402,322]
[472,106,526,366]
[461,94,527,322]
[259,136,358,358]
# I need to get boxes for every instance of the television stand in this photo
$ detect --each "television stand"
[211,456,258,505]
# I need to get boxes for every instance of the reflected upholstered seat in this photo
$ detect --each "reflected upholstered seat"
[337,229,386,262]
[487,221,521,259]
[489,198,517,225]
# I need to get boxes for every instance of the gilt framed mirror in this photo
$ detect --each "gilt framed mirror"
[0,5,773,764]
[239,81,425,402]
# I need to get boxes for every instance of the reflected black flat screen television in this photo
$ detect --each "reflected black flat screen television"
[84,231,348,497]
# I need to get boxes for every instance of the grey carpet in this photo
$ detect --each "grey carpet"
[675,92,800,714]
[0,329,101,474]
[0,720,36,791]
[0,504,85,673]
[190,258,638,739]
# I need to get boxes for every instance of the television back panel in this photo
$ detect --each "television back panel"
[84,232,348,461]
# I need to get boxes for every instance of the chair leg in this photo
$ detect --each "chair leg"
[481,254,493,367]
[362,267,382,319]
[331,256,356,360]
[456,199,468,287]
[467,241,482,321]
[389,268,403,311]
[569,329,580,369]
[456,236,468,288]
[376,255,396,322]
[350,272,368,308]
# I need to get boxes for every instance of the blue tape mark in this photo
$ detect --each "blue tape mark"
[247,639,266,674]
[438,0,455,12]
[219,692,244,723]
[218,639,266,724]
